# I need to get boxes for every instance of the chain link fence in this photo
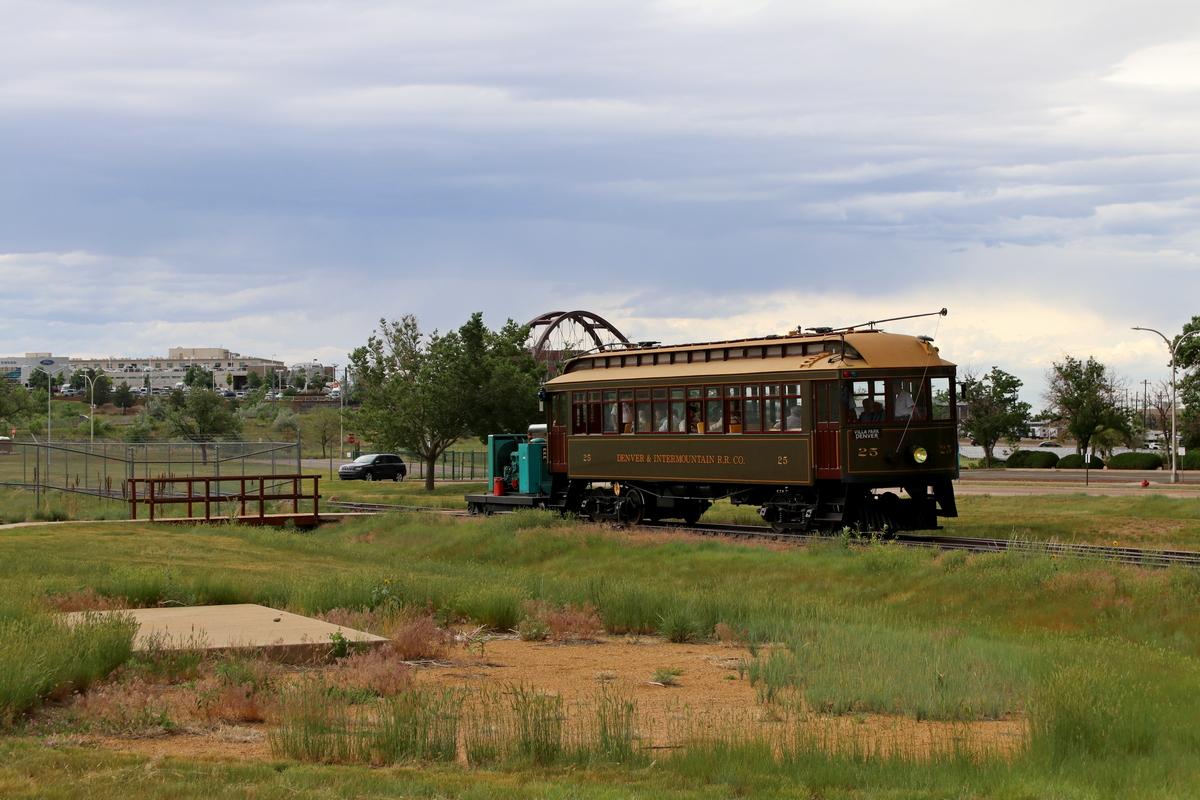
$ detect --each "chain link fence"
[0,439,303,501]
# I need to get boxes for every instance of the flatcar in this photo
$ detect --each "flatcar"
[465,315,959,533]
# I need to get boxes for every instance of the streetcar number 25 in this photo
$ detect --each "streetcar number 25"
[777,456,788,465]
[857,447,879,457]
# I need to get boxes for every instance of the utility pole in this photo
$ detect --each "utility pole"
[1143,379,1150,429]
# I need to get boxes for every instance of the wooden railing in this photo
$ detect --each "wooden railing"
[126,474,320,524]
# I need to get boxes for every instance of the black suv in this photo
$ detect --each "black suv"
[338,453,407,482]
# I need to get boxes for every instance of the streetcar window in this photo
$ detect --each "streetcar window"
[652,387,667,400]
[746,347,762,359]
[655,353,670,365]
[786,344,805,357]
[709,350,725,361]
[618,389,635,433]
[669,388,686,433]
[726,386,743,433]
[727,348,744,360]
[765,345,781,357]
[891,378,928,422]
[603,390,619,433]
[931,377,953,421]
[687,388,703,433]
[816,383,839,423]
[743,385,761,432]
[636,388,652,432]
[705,387,724,433]
[764,384,782,431]
[784,384,803,431]
[851,380,886,422]
[689,351,706,363]
[572,393,587,434]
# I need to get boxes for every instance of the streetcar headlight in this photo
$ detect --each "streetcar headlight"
[909,445,928,465]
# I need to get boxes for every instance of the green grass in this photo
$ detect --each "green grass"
[7,498,1200,796]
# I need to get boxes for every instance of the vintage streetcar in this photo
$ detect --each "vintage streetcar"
[465,313,959,533]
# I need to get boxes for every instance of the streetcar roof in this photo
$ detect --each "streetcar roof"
[547,330,954,388]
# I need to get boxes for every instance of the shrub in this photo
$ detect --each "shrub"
[1107,452,1163,470]
[1180,451,1200,470]
[335,646,415,697]
[1005,450,1059,468]
[389,610,454,660]
[519,600,602,642]
[1057,454,1104,469]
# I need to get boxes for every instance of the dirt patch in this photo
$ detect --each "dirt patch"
[44,635,1025,763]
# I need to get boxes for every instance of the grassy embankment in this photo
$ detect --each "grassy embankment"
[2,493,1200,797]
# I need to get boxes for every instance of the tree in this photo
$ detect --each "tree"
[350,313,542,491]
[184,365,214,389]
[27,368,64,393]
[225,371,233,389]
[164,389,243,460]
[70,368,112,405]
[1173,317,1200,449]
[0,381,33,430]
[309,406,341,458]
[959,367,1031,467]
[309,372,327,392]
[1044,356,1132,458]
[246,371,263,390]
[112,382,136,414]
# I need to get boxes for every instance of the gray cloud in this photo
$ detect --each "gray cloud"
[2,0,1200,396]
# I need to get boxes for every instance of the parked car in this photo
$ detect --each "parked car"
[1038,441,1058,447]
[338,453,407,482]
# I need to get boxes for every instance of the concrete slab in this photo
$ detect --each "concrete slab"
[68,603,388,664]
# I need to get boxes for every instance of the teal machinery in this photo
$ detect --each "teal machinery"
[487,424,552,496]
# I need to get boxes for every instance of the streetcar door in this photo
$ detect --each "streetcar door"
[550,392,568,473]
[814,381,841,479]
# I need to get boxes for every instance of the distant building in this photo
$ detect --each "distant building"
[69,348,286,392]
[0,353,74,385]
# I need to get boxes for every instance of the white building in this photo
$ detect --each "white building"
[0,353,73,385]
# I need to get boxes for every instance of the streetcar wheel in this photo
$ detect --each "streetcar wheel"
[620,489,646,525]
[682,504,702,525]
[769,520,788,534]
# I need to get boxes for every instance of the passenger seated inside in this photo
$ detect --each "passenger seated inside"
[707,406,724,432]
[860,400,884,421]
[784,405,802,430]
[894,388,915,421]
[686,404,701,433]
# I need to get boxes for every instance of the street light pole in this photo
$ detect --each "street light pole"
[1132,326,1200,484]
[80,372,100,445]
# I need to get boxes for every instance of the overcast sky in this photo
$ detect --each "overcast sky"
[3,0,1199,404]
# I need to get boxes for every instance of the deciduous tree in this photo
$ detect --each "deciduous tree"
[184,365,214,389]
[27,368,64,393]
[350,313,542,491]
[959,367,1031,468]
[69,368,112,406]
[1044,356,1131,458]
[309,406,342,458]
[164,389,243,461]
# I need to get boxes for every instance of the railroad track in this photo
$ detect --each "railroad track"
[323,501,1200,568]
[647,522,1200,568]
